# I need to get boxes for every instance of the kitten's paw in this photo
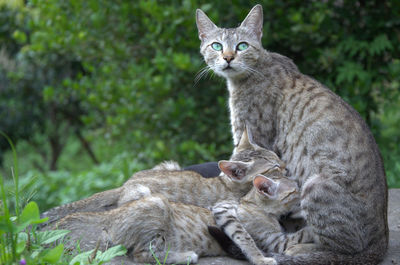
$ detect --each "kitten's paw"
[166,251,198,264]
[259,257,277,265]
[186,251,198,264]
[284,243,320,256]
[212,200,238,215]
[211,201,238,227]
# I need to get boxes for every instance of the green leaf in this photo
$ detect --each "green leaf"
[15,221,31,234]
[12,29,27,43]
[0,220,17,233]
[369,34,393,56]
[69,245,126,265]
[16,240,26,254]
[96,245,127,262]
[37,230,70,245]
[19,201,48,226]
[69,249,92,265]
[42,244,64,263]
[43,86,55,101]
[19,202,40,224]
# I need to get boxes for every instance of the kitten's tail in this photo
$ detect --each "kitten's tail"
[272,239,388,265]
[152,160,182,171]
[40,187,122,227]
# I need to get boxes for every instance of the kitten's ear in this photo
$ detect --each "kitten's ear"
[236,126,252,153]
[240,4,263,41]
[253,175,278,198]
[245,125,265,151]
[218,160,250,181]
[196,9,217,41]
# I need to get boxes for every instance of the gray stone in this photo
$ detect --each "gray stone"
[109,189,400,264]
[383,189,400,265]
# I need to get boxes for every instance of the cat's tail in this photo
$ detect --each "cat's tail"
[40,187,122,227]
[272,239,388,265]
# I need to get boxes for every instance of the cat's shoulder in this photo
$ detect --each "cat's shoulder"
[267,51,299,73]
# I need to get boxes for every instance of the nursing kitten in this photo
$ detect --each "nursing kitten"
[196,4,388,264]
[49,173,299,264]
[42,129,284,224]
[210,174,314,265]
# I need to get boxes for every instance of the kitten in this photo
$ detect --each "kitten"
[42,128,284,224]
[210,174,314,265]
[49,173,299,264]
[196,4,388,265]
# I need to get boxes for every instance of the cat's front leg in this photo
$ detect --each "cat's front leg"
[211,201,277,265]
[211,200,239,227]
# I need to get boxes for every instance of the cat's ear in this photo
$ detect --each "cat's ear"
[196,9,217,41]
[240,4,263,41]
[218,160,250,182]
[253,175,278,198]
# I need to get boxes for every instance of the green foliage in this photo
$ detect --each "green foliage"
[0,135,127,264]
[28,151,141,210]
[69,245,127,265]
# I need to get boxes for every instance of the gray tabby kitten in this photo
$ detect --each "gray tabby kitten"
[196,4,388,265]
[49,173,299,264]
[42,129,284,224]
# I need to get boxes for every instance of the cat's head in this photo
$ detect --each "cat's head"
[253,174,300,212]
[195,5,264,79]
[218,126,285,184]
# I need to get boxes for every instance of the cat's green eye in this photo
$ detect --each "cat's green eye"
[211,42,223,51]
[237,42,249,51]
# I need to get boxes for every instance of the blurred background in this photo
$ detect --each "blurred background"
[1,0,399,211]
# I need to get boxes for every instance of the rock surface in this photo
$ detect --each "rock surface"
[110,189,400,264]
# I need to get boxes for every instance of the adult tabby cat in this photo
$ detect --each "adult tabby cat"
[42,129,284,225]
[48,173,300,264]
[196,4,388,265]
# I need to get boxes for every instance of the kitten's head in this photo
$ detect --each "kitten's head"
[195,5,264,79]
[253,174,300,212]
[219,126,285,184]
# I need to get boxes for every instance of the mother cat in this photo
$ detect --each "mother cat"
[196,4,388,265]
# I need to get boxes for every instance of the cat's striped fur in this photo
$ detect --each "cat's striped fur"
[196,4,388,265]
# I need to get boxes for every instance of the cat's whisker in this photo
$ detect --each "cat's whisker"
[194,66,212,86]
[240,64,264,79]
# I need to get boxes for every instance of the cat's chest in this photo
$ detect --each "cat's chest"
[229,83,276,148]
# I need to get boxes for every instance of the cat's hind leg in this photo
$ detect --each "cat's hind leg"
[40,187,122,226]
[117,184,151,206]
[133,248,198,264]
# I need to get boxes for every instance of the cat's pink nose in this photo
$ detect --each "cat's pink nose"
[223,54,235,63]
